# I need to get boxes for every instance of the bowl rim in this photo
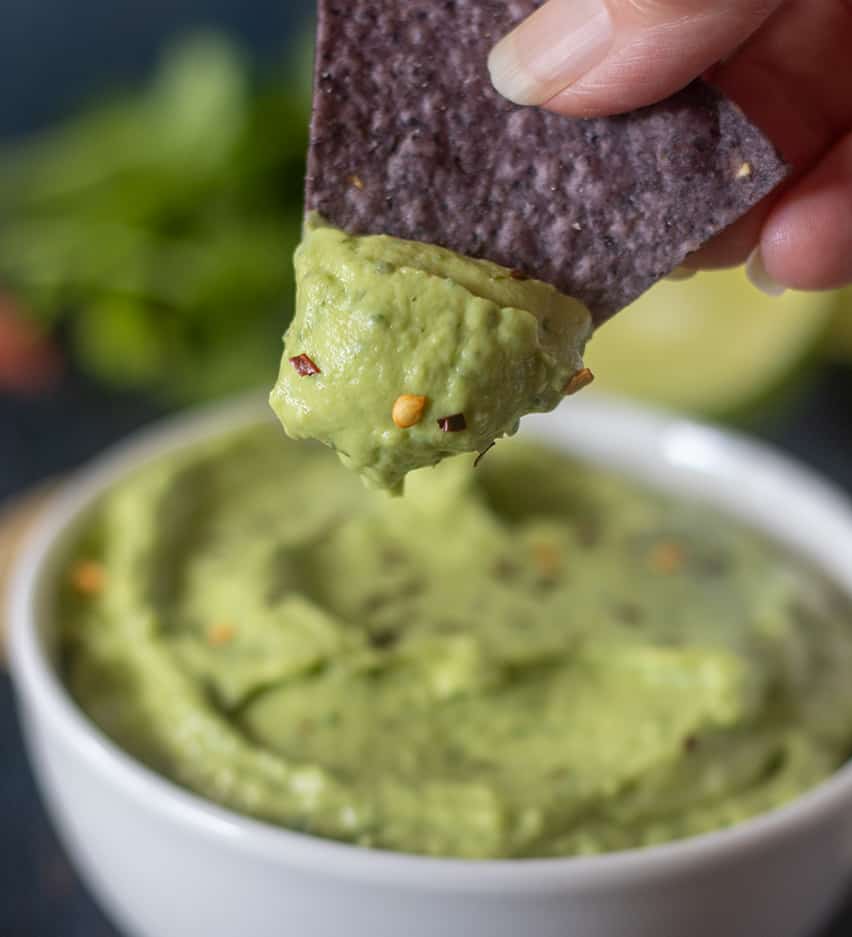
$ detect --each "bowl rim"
[9,393,852,892]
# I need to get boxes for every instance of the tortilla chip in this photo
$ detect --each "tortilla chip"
[306,0,788,323]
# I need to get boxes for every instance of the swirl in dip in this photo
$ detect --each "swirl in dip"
[61,425,852,858]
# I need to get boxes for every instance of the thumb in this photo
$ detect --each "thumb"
[488,0,782,117]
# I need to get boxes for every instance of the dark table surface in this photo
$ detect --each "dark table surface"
[3,1,852,934]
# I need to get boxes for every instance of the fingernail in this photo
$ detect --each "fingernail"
[746,247,786,297]
[488,0,613,106]
[666,266,698,282]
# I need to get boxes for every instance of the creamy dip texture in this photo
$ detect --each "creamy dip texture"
[62,425,852,858]
[270,217,593,491]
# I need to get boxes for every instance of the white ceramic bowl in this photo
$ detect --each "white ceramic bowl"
[9,396,852,937]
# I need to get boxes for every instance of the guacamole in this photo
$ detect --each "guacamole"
[61,425,852,858]
[269,217,593,491]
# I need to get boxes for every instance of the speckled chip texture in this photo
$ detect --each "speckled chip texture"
[306,0,789,324]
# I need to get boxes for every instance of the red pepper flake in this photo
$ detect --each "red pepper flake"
[207,622,236,647]
[509,269,529,281]
[69,560,107,596]
[648,541,685,574]
[437,413,466,433]
[563,368,595,396]
[392,394,427,428]
[289,354,321,376]
[531,542,561,578]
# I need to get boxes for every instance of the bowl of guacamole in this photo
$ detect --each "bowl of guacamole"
[9,395,852,937]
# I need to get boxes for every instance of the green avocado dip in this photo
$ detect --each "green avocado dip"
[61,424,852,859]
[269,216,593,491]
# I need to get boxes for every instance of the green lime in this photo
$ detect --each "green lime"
[585,267,834,420]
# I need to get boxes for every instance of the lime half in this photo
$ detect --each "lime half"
[585,267,834,420]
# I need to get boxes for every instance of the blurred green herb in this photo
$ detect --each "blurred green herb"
[0,31,313,401]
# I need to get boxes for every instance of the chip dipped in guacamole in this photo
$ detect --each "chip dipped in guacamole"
[270,217,593,491]
[271,1,788,490]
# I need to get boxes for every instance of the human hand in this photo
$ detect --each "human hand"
[489,0,852,294]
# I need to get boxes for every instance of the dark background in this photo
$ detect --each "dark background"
[1,1,851,935]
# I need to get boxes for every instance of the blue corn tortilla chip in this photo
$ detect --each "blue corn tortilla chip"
[306,0,789,324]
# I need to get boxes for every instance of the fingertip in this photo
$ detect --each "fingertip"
[745,247,786,297]
[488,0,614,110]
[760,133,852,291]
[679,202,771,271]
[537,1,782,119]
[488,34,543,106]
